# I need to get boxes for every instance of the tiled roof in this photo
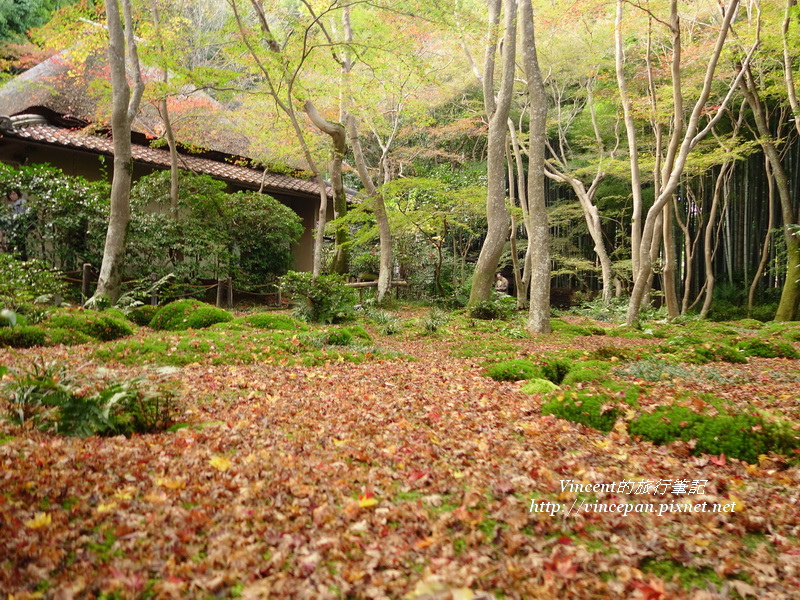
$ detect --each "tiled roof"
[9,123,325,198]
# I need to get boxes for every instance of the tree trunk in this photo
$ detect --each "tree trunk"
[625,0,740,326]
[468,0,517,306]
[520,0,550,334]
[95,0,144,304]
[739,66,800,320]
[346,115,393,303]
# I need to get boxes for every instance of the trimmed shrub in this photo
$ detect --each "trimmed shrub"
[150,300,232,331]
[486,359,538,381]
[46,310,133,341]
[0,325,47,348]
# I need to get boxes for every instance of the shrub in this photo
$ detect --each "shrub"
[245,313,304,330]
[736,338,800,359]
[0,325,47,348]
[279,271,356,324]
[47,310,133,341]
[0,254,67,310]
[468,293,516,320]
[541,390,620,432]
[486,359,538,381]
[127,305,159,327]
[150,300,232,331]
[520,378,559,395]
[422,307,450,333]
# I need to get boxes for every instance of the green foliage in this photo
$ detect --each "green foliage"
[520,378,559,395]
[0,163,109,270]
[629,404,798,464]
[486,359,538,382]
[0,307,17,327]
[279,271,356,324]
[422,307,450,332]
[149,300,233,331]
[468,293,516,320]
[0,254,66,310]
[0,324,47,347]
[1,360,73,424]
[735,338,800,359]
[128,172,302,289]
[541,390,621,432]
[1,360,181,436]
[47,309,134,341]
[0,0,76,41]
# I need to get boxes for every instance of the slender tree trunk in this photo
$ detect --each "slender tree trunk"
[625,0,740,325]
[748,158,776,314]
[662,202,679,317]
[468,0,517,306]
[95,0,145,304]
[520,0,550,333]
[739,66,800,320]
[346,115,393,303]
[615,0,644,282]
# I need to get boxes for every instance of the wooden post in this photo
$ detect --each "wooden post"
[150,273,158,306]
[81,263,92,300]
[216,278,224,308]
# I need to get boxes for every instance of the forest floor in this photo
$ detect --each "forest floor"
[1,306,799,600]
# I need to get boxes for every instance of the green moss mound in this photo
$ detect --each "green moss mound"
[127,305,159,327]
[562,360,613,385]
[244,313,306,330]
[46,310,133,341]
[630,404,798,463]
[542,389,623,432]
[486,359,538,381]
[679,342,748,364]
[150,300,233,331]
[0,325,47,348]
[44,327,92,346]
[520,378,559,395]
[736,338,799,359]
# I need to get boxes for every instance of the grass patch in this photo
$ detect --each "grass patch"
[486,359,538,381]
